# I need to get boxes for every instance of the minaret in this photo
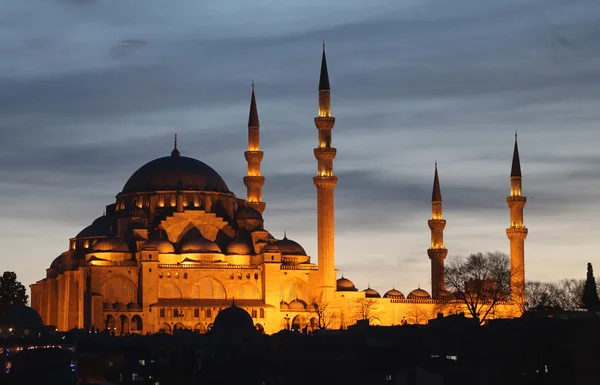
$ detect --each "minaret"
[243,83,266,214]
[427,162,448,299]
[506,133,527,303]
[313,43,337,299]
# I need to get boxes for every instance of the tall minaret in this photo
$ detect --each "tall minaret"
[427,162,448,299]
[506,133,527,302]
[243,83,266,214]
[313,44,337,299]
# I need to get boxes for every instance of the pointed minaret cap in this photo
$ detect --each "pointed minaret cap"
[171,134,180,157]
[511,131,522,177]
[248,82,259,128]
[432,161,442,202]
[319,41,330,91]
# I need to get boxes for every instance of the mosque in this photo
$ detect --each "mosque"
[29,47,527,334]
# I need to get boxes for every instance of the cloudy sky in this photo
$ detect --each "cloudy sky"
[1,0,599,297]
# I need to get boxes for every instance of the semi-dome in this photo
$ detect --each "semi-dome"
[121,155,230,194]
[337,276,358,292]
[277,237,306,256]
[49,256,62,270]
[383,288,405,299]
[288,299,307,311]
[226,239,252,255]
[212,302,255,335]
[363,287,381,298]
[76,215,113,238]
[235,206,263,221]
[91,237,130,252]
[180,237,221,253]
[141,239,175,253]
[407,288,431,300]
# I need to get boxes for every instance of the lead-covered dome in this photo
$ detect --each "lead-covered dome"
[226,239,252,255]
[383,288,405,299]
[407,288,431,300]
[141,239,175,253]
[337,276,358,292]
[277,237,306,256]
[363,287,381,298]
[121,155,230,194]
[76,215,113,238]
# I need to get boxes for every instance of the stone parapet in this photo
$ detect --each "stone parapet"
[244,151,264,163]
[243,176,265,188]
[314,117,336,130]
[313,176,338,188]
[506,227,528,240]
[314,147,337,160]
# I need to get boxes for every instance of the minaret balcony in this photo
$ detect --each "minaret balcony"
[244,151,264,163]
[243,176,265,188]
[313,176,338,188]
[314,147,337,160]
[314,117,335,130]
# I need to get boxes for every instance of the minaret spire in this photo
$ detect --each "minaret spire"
[313,44,337,300]
[506,134,527,309]
[427,162,447,298]
[243,83,266,214]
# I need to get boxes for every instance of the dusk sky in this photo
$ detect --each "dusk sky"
[1,0,600,297]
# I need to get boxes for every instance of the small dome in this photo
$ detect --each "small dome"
[288,299,307,311]
[277,237,307,256]
[235,206,263,221]
[337,277,358,292]
[180,236,221,253]
[91,237,130,252]
[113,301,127,311]
[363,287,381,298]
[212,302,255,335]
[226,239,252,255]
[261,242,280,253]
[103,302,114,310]
[280,301,290,310]
[127,302,142,310]
[141,239,175,253]
[76,215,113,238]
[407,288,431,300]
[383,288,405,299]
[117,204,147,218]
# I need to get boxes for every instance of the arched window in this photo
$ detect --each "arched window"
[192,285,201,298]
[159,285,165,297]
[238,286,246,299]
[200,279,213,298]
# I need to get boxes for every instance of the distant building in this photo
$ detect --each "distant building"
[30,47,525,335]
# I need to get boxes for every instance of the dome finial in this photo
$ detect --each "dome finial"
[171,134,180,157]
[283,229,287,239]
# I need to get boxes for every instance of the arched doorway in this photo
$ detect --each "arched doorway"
[131,315,143,333]
[308,317,318,332]
[173,322,184,332]
[119,315,130,335]
[292,315,306,332]
[159,323,171,334]
[255,323,264,334]
[194,323,206,334]
[105,315,116,334]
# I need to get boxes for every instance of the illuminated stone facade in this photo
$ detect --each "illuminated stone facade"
[30,47,525,334]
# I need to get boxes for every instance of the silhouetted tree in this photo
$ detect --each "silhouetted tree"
[444,251,511,324]
[521,279,585,312]
[582,263,600,311]
[0,271,28,318]
[308,297,336,330]
[354,298,379,323]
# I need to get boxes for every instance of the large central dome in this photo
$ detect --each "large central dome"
[121,154,230,194]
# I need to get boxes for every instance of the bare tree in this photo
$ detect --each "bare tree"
[445,251,511,324]
[308,297,336,330]
[354,298,379,323]
[406,303,433,325]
